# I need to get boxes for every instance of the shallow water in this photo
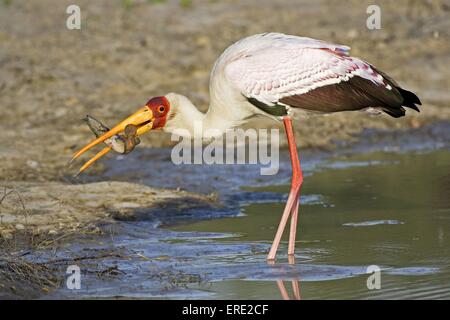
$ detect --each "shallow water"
[46,123,450,299]
[172,149,450,299]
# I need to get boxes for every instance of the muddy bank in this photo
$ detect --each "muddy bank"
[0,181,215,240]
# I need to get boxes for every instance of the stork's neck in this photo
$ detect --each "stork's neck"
[164,92,250,140]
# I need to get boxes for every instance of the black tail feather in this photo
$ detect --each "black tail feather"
[381,87,421,118]
[382,106,406,118]
[369,65,421,117]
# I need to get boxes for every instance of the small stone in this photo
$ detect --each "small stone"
[15,224,25,230]
[26,160,40,169]
[409,117,421,128]
[196,36,210,47]
[347,29,359,39]
[115,202,140,209]
[64,97,79,106]
[48,229,58,235]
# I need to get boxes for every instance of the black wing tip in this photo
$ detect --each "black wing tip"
[397,87,421,112]
[382,86,421,118]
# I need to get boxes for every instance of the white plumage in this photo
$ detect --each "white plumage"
[161,32,419,139]
[218,33,386,107]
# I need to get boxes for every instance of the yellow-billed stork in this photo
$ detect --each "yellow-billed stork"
[71,33,421,260]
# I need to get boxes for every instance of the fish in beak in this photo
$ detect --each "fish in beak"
[71,105,155,175]
[85,115,129,153]
[84,115,142,154]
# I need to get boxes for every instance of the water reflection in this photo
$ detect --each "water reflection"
[172,148,450,299]
[270,256,301,300]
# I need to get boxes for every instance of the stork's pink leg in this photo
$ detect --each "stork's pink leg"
[288,197,300,255]
[267,116,303,260]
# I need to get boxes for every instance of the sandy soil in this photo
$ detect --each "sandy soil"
[0,0,449,238]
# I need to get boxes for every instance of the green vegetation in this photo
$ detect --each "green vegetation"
[180,0,193,8]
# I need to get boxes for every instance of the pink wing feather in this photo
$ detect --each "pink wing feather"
[224,33,387,107]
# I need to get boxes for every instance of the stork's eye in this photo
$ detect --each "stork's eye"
[158,106,165,113]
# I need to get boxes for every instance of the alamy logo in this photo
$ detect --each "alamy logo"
[66,265,81,290]
[366,5,381,30]
[366,265,381,290]
[66,5,81,30]
[170,122,280,175]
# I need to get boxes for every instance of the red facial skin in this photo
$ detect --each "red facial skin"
[146,96,170,129]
